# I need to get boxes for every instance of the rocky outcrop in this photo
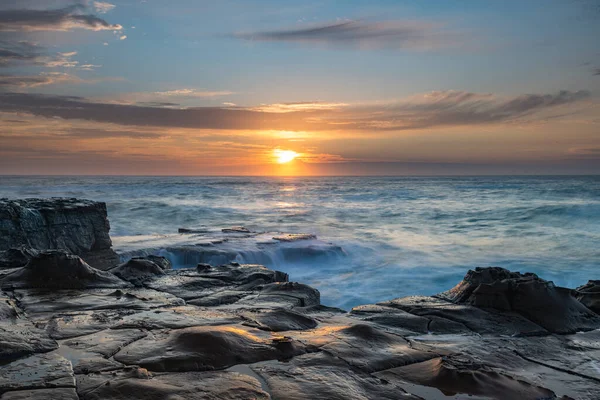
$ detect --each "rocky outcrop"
[108,257,166,287]
[0,198,119,270]
[438,266,600,334]
[0,250,129,290]
[575,280,600,314]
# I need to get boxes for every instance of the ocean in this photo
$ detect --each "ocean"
[2,175,599,309]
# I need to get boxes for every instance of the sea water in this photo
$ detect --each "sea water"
[2,175,599,309]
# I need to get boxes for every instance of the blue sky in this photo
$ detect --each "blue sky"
[0,0,599,174]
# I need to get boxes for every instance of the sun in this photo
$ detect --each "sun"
[274,149,298,164]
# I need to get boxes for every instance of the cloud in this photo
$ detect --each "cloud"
[0,72,84,88]
[233,19,463,50]
[251,102,348,113]
[0,44,101,70]
[153,89,234,97]
[0,40,42,67]
[93,1,116,14]
[329,90,593,131]
[119,35,127,40]
[594,68,600,76]
[103,89,235,107]
[0,72,120,88]
[0,90,590,132]
[0,5,122,32]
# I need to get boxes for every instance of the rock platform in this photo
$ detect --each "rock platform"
[1,199,599,399]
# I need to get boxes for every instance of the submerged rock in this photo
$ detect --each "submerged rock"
[0,250,129,290]
[0,198,119,270]
[222,226,251,233]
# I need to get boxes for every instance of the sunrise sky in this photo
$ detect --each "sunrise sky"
[1,0,599,175]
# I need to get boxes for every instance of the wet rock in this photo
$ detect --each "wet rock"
[252,282,320,308]
[575,280,600,314]
[112,306,240,330]
[0,388,78,400]
[44,310,137,339]
[108,258,166,286]
[322,324,437,373]
[187,291,246,307]
[0,198,119,270]
[252,352,422,400]
[144,255,171,270]
[0,251,129,290]
[380,295,547,336]
[63,329,148,358]
[145,264,288,300]
[76,369,270,400]
[54,346,123,374]
[222,226,251,233]
[242,308,318,332]
[272,233,316,242]
[350,304,430,334]
[376,355,560,400]
[178,227,209,234]
[0,321,58,362]
[0,247,37,270]
[14,288,184,317]
[113,325,306,372]
[0,352,74,394]
[439,267,600,334]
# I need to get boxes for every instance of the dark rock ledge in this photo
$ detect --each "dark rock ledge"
[1,199,599,399]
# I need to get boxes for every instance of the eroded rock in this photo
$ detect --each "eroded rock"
[76,369,270,400]
[575,280,600,314]
[113,325,306,372]
[0,247,37,270]
[0,251,129,290]
[0,352,74,394]
[242,308,318,332]
[108,258,166,286]
[0,198,119,270]
[439,267,600,334]
[252,352,422,400]
[376,355,560,400]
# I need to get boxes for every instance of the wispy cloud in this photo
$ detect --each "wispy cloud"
[251,102,348,113]
[0,5,122,32]
[330,90,593,131]
[0,43,101,70]
[233,19,464,50]
[0,40,40,67]
[93,1,116,14]
[594,68,600,75]
[153,89,234,98]
[0,90,590,132]
[0,72,83,88]
[0,72,120,88]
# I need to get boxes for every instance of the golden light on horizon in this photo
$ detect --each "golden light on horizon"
[274,149,299,164]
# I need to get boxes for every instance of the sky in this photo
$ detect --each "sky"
[0,0,599,175]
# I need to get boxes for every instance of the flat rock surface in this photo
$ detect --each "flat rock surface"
[0,226,598,399]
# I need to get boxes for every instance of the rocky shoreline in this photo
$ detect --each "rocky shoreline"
[1,198,599,399]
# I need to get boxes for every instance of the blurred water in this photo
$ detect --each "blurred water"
[2,175,599,309]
